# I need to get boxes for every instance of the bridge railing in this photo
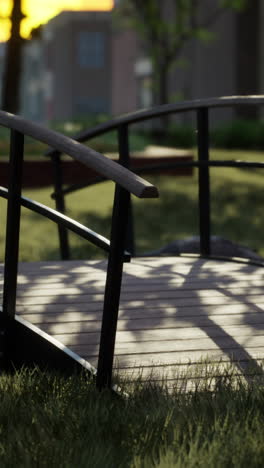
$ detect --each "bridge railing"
[0,111,158,389]
[46,95,264,259]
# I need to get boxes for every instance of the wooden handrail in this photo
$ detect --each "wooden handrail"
[0,111,158,199]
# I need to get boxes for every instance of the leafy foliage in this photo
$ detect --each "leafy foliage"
[115,0,248,106]
[162,120,264,150]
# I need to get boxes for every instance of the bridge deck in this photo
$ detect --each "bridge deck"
[5,256,264,385]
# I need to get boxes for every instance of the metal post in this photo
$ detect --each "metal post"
[96,184,130,390]
[51,153,70,260]
[2,130,24,319]
[197,108,211,256]
[118,125,135,255]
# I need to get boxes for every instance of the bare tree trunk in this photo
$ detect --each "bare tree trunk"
[2,0,25,113]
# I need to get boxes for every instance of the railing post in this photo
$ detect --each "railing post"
[2,130,24,320]
[51,153,70,260]
[197,107,211,256]
[118,125,135,256]
[96,184,130,390]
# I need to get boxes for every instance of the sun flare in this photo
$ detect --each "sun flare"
[0,0,113,42]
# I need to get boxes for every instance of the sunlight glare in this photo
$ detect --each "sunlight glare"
[0,0,113,41]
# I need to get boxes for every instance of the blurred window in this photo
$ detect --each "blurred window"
[75,96,108,114]
[77,31,105,69]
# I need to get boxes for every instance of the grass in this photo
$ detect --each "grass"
[0,148,263,262]
[0,365,264,467]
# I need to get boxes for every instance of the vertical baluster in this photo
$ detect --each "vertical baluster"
[197,108,211,256]
[3,130,24,320]
[118,125,135,255]
[96,184,130,390]
[51,153,70,260]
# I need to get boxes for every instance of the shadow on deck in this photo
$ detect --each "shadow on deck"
[3,255,264,387]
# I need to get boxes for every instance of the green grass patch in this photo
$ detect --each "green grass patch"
[0,366,264,467]
[0,149,263,261]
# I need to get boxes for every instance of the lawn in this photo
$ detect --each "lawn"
[0,366,264,467]
[0,148,263,262]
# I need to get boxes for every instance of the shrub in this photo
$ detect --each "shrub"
[166,124,197,148]
[157,119,264,150]
[211,119,264,149]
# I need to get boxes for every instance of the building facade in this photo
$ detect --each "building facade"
[12,1,264,124]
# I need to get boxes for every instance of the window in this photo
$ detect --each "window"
[77,31,105,69]
[75,96,108,115]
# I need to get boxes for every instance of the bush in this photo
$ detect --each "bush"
[211,119,264,149]
[154,119,264,150]
[166,124,197,148]
[1,117,264,157]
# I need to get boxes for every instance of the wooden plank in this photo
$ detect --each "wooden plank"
[13,274,260,288]
[17,311,264,331]
[131,256,262,267]
[8,256,262,274]
[14,293,264,308]
[13,265,264,278]
[54,334,264,355]
[16,303,103,314]
[81,347,264,368]
[3,274,262,294]
[113,347,264,368]
[49,325,264,344]
[4,283,264,300]
[12,275,264,288]
[16,301,264,321]
[15,316,264,337]
[5,267,264,284]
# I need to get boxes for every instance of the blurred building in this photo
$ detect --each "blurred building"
[166,0,263,122]
[19,10,139,122]
[42,11,112,121]
[2,2,263,123]
[20,37,45,121]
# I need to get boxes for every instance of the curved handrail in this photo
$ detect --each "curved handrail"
[0,111,158,199]
[46,95,264,149]
[0,111,160,390]
[45,94,264,261]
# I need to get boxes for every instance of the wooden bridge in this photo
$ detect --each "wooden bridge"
[9,256,264,388]
[1,96,264,391]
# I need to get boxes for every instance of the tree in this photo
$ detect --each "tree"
[2,0,26,113]
[116,0,247,109]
